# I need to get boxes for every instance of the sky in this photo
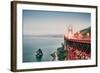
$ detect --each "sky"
[22,10,91,35]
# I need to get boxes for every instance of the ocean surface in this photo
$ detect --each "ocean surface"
[23,36,64,62]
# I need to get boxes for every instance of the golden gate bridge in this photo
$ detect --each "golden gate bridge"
[64,25,91,60]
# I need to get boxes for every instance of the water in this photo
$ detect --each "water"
[23,36,64,62]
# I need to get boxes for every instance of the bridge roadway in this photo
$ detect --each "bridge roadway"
[64,38,91,44]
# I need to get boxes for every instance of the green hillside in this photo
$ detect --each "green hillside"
[80,27,91,36]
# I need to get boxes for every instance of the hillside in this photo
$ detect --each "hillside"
[80,27,91,36]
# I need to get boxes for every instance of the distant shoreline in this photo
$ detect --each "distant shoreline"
[23,35,64,38]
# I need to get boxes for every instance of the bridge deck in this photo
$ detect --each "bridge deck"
[65,38,91,44]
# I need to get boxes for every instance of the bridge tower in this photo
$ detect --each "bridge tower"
[67,25,73,39]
